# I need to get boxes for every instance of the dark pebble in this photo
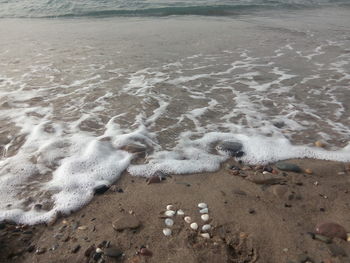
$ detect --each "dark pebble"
[248,209,255,214]
[93,252,102,261]
[94,185,110,195]
[71,244,81,253]
[27,245,35,253]
[320,208,325,212]
[33,204,42,211]
[276,162,302,173]
[235,151,245,157]
[98,240,108,248]
[62,235,70,242]
[216,141,244,157]
[273,121,285,128]
[284,203,292,208]
[84,245,95,257]
[104,247,123,258]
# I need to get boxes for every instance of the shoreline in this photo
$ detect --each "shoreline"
[1,158,349,262]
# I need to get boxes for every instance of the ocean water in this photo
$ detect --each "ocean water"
[0,1,350,224]
[0,0,350,17]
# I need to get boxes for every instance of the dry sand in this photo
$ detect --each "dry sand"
[1,158,350,263]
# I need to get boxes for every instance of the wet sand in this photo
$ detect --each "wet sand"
[1,158,349,263]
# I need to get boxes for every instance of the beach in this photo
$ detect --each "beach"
[0,2,350,262]
[1,158,350,262]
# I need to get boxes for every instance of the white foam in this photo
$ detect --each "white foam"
[128,132,350,177]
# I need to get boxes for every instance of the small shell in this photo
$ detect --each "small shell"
[190,222,198,230]
[78,225,87,230]
[177,209,185,216]
[199,208,208,214]
[201,214,209,222]
[163,228,172,236]
[184,216,192,223]
[198,203,207,209]
[96,248,103,253]
[201,233,210,239]
[202,224,211,231]
[166,205,174,211]
[165,218,174,227]
[165,210,176,217]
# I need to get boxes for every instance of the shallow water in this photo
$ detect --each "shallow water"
[0,6,350,223]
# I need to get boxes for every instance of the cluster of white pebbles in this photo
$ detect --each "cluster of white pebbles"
[162,202,211,239]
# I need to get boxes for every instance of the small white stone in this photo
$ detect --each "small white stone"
[202,224,211,231]
[201,233,210,239]
[96,248,103,253]
[201,214,209,222]
[184,216,192,223]
[166,205,174,211]
[199,208,208,214]
[163,228,172,236]
[165,218,174,227]
[262,171,269,174]
[177,209,185,216]
[165,210,175,217]
[190,222,198,230]
[198,203,207,209]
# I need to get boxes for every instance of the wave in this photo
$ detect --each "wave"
[1,1,350,18]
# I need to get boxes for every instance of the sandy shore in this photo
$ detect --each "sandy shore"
[1,158,350,263]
